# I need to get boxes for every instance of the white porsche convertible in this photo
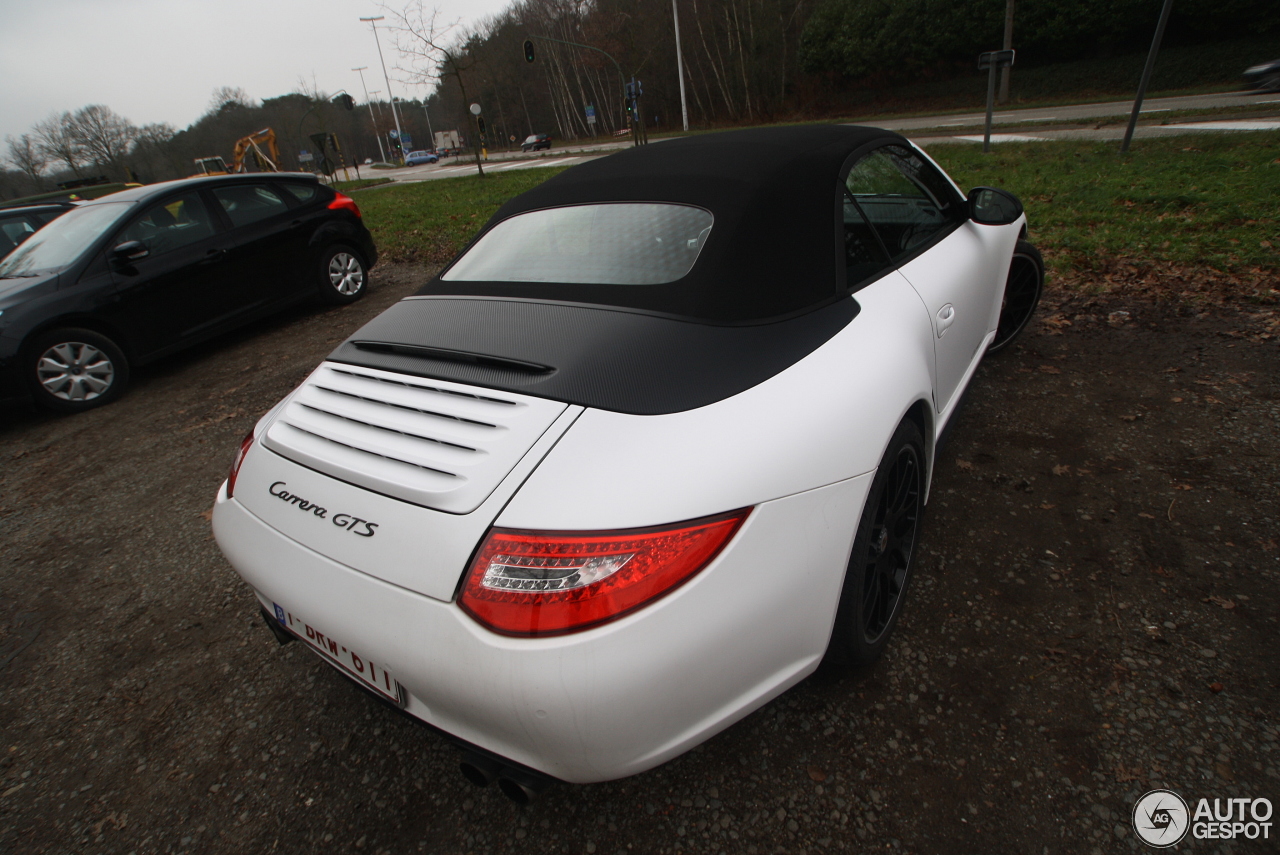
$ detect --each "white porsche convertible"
[212,125,1042,800]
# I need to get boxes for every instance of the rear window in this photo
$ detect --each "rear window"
[442,203,713,286]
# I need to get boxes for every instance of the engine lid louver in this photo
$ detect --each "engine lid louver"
[261,363,569,513]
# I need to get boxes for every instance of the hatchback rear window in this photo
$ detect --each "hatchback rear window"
[442,203,713,286]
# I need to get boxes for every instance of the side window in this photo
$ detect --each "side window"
[845,146,963,262]
[120,193,216,257]
[841,192,890,288]
[213,184,290,228]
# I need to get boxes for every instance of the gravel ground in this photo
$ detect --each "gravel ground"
[0,263,1277,854]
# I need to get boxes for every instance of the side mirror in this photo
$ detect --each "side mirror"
[112,240,149,263]
[968,187,1024,225]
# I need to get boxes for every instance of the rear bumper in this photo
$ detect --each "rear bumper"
[213,472,870,783]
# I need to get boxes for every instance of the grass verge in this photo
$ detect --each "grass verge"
[350,167,572,264]
[930,132,1279,288]
[333,178,394,192]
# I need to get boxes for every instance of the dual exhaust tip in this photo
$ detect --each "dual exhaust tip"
[459,753,549,804]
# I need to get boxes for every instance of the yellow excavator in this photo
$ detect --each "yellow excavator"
[193,128,281,175]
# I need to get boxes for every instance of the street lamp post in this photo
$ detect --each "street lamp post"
[673,0,689,132]
[360,15,406,163]
[352,66,387,163]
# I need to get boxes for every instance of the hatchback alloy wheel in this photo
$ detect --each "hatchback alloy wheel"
[38,342,115,402]
[318,245,368,305]
[26,327,130,413]
[329,252,365,296]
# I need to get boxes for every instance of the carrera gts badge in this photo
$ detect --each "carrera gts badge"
[268,482,379,537]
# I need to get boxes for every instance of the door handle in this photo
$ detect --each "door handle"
[200,248,227,265]
[936,303,956,338]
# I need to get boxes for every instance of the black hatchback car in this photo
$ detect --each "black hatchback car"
[0,203,76,260]
[0,173,377,413]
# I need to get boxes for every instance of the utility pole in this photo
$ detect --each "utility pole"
[673,0,689,132]
[352,66,387,163]
[360,15,405,164]
[1121,0,1176,153]
[421,100,435,150]
[998,0,1015,104]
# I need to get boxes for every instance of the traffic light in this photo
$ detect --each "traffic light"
[332,93,355,111]
[477,116,486,135]
[523,40,535,63]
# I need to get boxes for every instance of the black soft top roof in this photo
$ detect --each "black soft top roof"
[421,124,906,323]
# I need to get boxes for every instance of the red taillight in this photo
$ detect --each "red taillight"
[328,192,361,218]
[458,509,751,637]
[226,428,256,499]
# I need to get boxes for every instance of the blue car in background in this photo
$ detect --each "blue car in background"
[405,150,439,166]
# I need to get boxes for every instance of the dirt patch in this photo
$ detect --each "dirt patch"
[0,265,1276,854]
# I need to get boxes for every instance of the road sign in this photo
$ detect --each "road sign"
[401,132,413,150]
[469,103,482,115]
[298,150,313,163]
[978,49,1015,70]
[978,50,1016,152]
[586,104,596,124]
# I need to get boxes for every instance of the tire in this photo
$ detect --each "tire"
[829,418,925,665]
[25,328,129,414]
[317,244,368,305]
[987,240,1043,354]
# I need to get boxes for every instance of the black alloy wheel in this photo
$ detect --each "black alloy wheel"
[26,327,130,414]
[831,418,924,665]
[987,240,1043,354]
[317,244,368,305]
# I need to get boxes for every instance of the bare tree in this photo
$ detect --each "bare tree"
[380,1,488,176]
[70,105,137,180]
[210,86,255,113]
[130,123,181,182]
[33,113,85,180]
[5,134,47,188]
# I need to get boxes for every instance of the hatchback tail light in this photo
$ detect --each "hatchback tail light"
[328,192,362,218]
[458,509,751,636]
[226,427,256,499]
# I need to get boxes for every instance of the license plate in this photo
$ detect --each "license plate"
[271,602,404,705]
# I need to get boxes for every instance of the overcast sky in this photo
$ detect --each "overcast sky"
[0,0,512,145]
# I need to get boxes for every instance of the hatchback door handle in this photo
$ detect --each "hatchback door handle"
[936,303,956,338]
[201,248,227,265]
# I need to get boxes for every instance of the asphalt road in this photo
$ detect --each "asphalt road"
[370,90,1280,184]
[872,89,1280,132]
